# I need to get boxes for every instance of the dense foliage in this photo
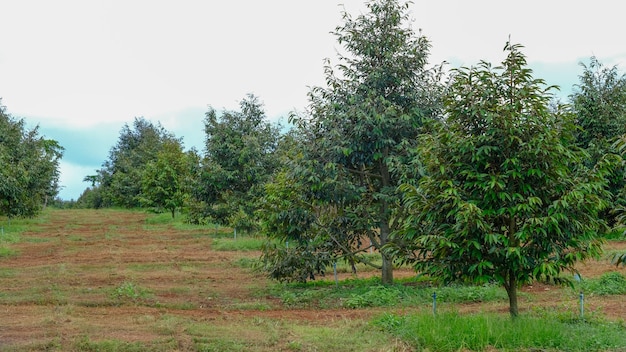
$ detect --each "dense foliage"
[189,94,281,230]
[390,43,613,317]
[140,140,190,218]
[80,117,184,210]
[571,57,626,150]
[0,99,63,217]
[259,0,442,284]
[570,57,626,226]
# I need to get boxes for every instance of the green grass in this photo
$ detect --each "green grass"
[270,276,507,309]
[0,220,26,244]
[0,214,48,238]
[0,268,15,278]
[0,212,52,259]
[374,310,626,351]
[212,237,265,251]
[143,212,234,237]
[184,316,406,352]
[72,336,178,352]
[0,246,19,258]
[603,229,626,241]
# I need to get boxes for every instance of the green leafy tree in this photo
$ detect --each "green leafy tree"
[571,57,626,149]
[140,140,189,218]
[610,135,626,267]
[190,94,281,230]
[570,57,626,226]
[392,43,612,317]
[75,186,105,209]
[280,0,441,284]
[258,129,354,282]
[0,99,64,217]
[97,117,181,208]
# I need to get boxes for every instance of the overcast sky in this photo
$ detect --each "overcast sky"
[1,0,625,200]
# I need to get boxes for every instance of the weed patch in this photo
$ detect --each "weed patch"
[111,282,153,305]
[374,311,626,351]
[271,277,507,309]
[0,246,18,258]
[576,271,626,295]
[72,335,177,352]
[344,285,401,308]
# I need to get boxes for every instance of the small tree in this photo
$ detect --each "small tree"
[392,43,612,317]
[140,140,188,218]
[190,94,281,229]
[98,117,180,208]
[258,132,364,282]
[289,0,442,284]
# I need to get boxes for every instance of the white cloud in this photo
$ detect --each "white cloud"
[4,1,624,130]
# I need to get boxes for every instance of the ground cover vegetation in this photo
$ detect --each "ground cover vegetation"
[3,0,626,349]
[0,209,624,351]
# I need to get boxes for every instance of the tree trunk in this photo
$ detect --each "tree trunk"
[379,219,394,285]
[505,217,519,317]
[378,160,394,285]
[505,275,519,318]
[171,208,176,219]
[381,254,393,285]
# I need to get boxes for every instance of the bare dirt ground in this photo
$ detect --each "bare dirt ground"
[0,209,624,351]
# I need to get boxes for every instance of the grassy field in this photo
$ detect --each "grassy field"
[0,209,625,351]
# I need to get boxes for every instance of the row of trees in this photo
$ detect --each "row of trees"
[0,99,63,218]
[78,95,281,228]
[73,0,626,317]
[78,118,190,217]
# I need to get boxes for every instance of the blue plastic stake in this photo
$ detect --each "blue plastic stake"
[432,292,437,316]
[579,292,584,320]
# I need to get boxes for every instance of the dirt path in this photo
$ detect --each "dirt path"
[0,209,624,350]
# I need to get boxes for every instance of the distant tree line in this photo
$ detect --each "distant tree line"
[6,0,626,318]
